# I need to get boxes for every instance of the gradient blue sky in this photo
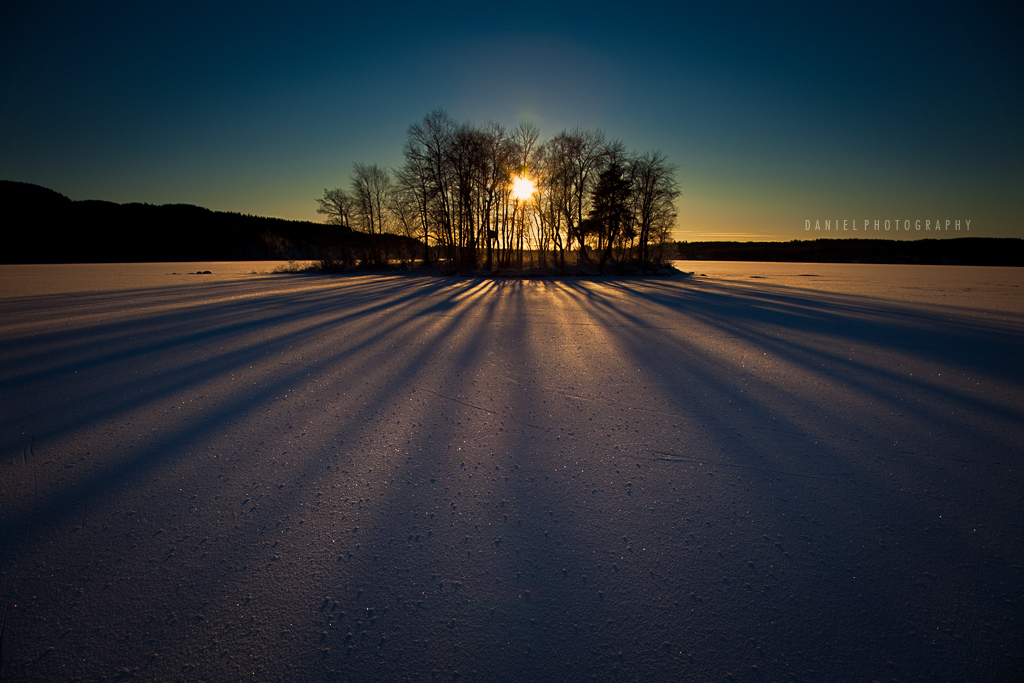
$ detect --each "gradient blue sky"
[2,1,1021,241]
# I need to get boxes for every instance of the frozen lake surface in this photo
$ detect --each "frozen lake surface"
[1,261,1022,681]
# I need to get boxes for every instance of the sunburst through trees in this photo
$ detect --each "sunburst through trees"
[317,109,679,273]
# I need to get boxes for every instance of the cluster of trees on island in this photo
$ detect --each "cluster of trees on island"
[316,109,680,273]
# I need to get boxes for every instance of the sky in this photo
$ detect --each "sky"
[2,1,1022,242]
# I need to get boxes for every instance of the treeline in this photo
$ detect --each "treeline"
[0,180,419,264]
[318,109,680,273]
[675,238,1024,266]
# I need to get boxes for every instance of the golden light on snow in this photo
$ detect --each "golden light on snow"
[511,175,536,201]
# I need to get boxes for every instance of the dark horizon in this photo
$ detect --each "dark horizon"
[3,179,1020,268]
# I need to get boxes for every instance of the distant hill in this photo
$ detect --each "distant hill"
[4,182,1019,267]
[675,238,1023,266]
[1,180,417,264]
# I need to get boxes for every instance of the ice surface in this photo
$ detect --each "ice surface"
[1,261,1022,681]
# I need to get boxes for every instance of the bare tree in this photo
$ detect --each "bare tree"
[545,128,606,262]
[448,122,485,269]
[532,142,568,269]
[405,109,458,271]
[396,137,437,267]
[316,187,354,232]
[387,179,424,267]
[351,162,392,267]
[474,121,513,271]
[341,110,679,274]
[510,121,541,176]
[390,162,430,266]
[313,188,357,268]
[508,122,542,266]
[631,151,679,268]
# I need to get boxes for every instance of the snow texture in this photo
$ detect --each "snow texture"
[1,261,1022,681]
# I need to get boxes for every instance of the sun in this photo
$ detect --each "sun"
[511,175,536,201]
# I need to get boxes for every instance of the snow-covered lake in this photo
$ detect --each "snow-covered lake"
[1,261,1021,681]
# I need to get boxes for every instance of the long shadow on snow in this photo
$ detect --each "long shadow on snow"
[546,277,1023,681]
[0,277,515,679]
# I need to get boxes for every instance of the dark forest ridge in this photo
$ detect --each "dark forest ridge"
[3,180,1020,267]
[1,180,414,264]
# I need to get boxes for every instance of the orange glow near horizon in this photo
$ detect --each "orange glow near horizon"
[511,175,536,201]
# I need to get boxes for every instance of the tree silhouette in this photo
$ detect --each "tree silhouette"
[315,188,353,233]
[322,110,680,273]
[631,151,679,269]
[351,163,392,267]
[587,160,634,273]
[544,129,606,263]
